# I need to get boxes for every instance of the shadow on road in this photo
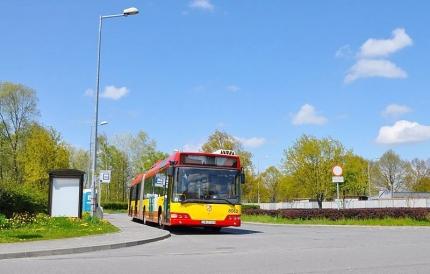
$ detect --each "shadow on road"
[131,218,262,235]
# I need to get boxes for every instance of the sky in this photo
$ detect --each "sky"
[1,1,429,170]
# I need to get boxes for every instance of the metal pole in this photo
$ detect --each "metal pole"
[87,126,93,188]
[89,10,136,217]
[91,16,103,217]
[367,161,370,197]
[337,182,340,200]
[336,182,340,210]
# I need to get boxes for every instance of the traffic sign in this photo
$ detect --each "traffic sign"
[99,170,111,184]
[332,165,343,176]
[332,176,344,183]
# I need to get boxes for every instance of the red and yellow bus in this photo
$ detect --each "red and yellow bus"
[128,150,245,231]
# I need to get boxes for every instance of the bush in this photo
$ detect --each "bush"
[243,208,430,221]
[242,204,260,211]
[0,184,47,218]
[0,214,9,229]
[102,202,128,210]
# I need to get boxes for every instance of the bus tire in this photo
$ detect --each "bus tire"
[158,208,165,229]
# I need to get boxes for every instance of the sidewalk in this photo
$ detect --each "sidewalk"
[0,213,170,260]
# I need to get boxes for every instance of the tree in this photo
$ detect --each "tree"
[277,175,305,201]
[98,136,130,202]
[374,150,410,195]
[201,130,253,171]
[412,177,430,192]
[68,146,90,172]
[0,82,38,183]
[283,135,345,208]
[259,166,282,202]
[113,131,168,175]
[408,158,430,190]
[17,124,69,190]
[342,153,368,196]
[0,123,13,182]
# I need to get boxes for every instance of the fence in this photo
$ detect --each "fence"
[257,198,430,210]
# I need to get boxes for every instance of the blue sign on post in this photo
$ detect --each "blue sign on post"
[82,189,92,212]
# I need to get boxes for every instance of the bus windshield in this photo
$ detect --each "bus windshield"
[173,167,240,204]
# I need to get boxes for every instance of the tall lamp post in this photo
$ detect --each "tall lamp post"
[87,121,108,188]
[91,7,139,217]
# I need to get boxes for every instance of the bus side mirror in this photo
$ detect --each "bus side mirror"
[167,166,175,177]
[241,172,246,184]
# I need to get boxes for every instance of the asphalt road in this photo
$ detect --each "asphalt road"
[2,222,430,274]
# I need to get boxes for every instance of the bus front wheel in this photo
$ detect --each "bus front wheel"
[158,210,165,230]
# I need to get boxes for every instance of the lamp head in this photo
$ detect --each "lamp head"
[123,7,139,16]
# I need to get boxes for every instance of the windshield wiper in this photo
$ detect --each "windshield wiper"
[180,197,235,205]
[180,198,206,204]
[209,198,235,205]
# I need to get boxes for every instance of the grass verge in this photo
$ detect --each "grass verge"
[242,214,430,226]
[0,214,119,243]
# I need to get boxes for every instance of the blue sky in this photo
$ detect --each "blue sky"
[1,1,429,170]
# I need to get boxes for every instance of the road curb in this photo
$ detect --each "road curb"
[0,232,170,260]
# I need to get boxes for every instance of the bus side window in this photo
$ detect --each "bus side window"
[129,186,134,213]
[144,178,152,198]
[137,184,141,204]
[153,176,163,196]
[129,186,134,202]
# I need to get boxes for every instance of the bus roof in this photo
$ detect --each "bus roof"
[130,151,241,187]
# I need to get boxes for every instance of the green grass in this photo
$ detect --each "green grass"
[242,214,430,226]
[0,215,119,243]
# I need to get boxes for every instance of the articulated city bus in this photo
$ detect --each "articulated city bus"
[128,150,245,231]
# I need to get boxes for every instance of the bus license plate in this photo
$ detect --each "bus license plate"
[201,220,216,225]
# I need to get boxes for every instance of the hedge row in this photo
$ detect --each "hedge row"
[101,202,128,210]
[242,204,260,211]
[243,208,430,221]
[0,186,47,218]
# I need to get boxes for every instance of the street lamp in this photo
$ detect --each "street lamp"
[91,7,139,217]
[87,121,109,188]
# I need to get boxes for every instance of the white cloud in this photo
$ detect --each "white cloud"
[344,59,407,83]
[359,28,413,58]
[376,120,430,144]
[226,85,240,92]
[335,44,353,59]
[382,104,412,118]
[343,28,412,84]
[292,104,327,126]
[101,86,129,100]
[235,137,266,148]
[189,0,214,11]
[84,88,94,97]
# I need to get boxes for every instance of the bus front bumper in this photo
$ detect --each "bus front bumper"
[169,214,241,227]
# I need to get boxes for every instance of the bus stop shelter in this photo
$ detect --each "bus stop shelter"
[48,169,85,218]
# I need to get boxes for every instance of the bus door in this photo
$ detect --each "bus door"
[139,175,145,219]
[164,171,171,222]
